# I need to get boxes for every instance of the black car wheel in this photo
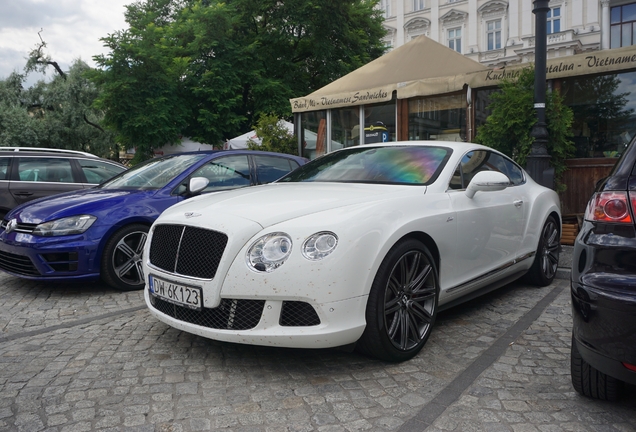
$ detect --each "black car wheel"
[358,239,438,362]
[525,215,560,286]
[101,224,149,291]
[571,335,621,401]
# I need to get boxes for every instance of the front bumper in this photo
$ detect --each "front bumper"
[144,287,368,349]
[0,232,101,282]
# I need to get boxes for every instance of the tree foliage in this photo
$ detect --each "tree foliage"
[0,60,117,158]
[91,0,386,160]
[247,114,297,155]
[474,67,575,191]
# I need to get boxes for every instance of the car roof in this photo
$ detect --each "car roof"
[0,147,98,157]
[154,149,308,163]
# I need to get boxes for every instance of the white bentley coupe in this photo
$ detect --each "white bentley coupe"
[143,142,561,362]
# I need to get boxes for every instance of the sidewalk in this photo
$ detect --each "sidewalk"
[556,244,573,281]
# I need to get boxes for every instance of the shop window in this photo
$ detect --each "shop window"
[487,20,501,50]
[408,94,466,142]
[547,7,561,34]
[611,3,636,48]
[331,107,360,150]
[363,99,397,144]
[561,72,636,158]
[300,111,327,160]
[448,28,462,53]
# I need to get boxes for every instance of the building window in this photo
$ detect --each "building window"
[448,28,462,53]
[380,0,391,18]
[547,7,561,34]
[611,3,636,48]
[413,0,425,11]
[487,20,502,50]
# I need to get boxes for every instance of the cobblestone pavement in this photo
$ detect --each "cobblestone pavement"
[0,272,633,432]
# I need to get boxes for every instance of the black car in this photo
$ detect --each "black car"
[570,136,636,401]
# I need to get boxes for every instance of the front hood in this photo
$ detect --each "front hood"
[9,189,151,224]
[162,182,426,227]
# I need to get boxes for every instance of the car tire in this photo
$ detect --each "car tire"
[101,224,149,291]
[571,335,621,401]
[357,239,439,362]
[524,214,560,286]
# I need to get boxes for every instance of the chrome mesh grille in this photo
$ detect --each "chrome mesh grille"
[149,296,264,330]
[149,224,228,279]
[280,301,321,326]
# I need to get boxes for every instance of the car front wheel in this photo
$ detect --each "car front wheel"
[571,335,621,401]
[357,239,439,362]
[101,224,149,291]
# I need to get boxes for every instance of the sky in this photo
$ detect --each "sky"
[0,0,132,87]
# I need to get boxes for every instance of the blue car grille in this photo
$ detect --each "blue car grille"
[0,220,38,234]
[149,296,264,330]
[0,250,39,276]
[149,224,228,279]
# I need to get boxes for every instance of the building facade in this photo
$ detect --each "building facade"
[379,0,607,66]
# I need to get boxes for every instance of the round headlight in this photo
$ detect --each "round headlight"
[246,232,292,272]
[302,231,338,261]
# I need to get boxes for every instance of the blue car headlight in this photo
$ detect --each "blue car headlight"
[33,215,97,236]
[246,232,292,272]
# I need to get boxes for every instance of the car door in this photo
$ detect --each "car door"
[9,157,80,206]
[445,150,526,290]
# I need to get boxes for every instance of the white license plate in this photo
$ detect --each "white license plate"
[149,275,202,310]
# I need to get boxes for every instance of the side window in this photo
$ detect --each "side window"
[78,159,125,184]
[253,155,297,184]
[0,158,10,180]
[17,158,74,183]
[190,155,251,193]
[449,150,519,190]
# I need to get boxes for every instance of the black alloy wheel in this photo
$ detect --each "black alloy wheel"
[101,224,149,291]
[358,239,439,362]
[525,215,560,286]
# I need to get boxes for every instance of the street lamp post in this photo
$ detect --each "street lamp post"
[527,0,553,188]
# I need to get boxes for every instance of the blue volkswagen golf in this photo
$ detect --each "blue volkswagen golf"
[0,150,306,291]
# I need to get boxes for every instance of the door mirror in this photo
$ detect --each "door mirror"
[188,177,209,196]
[465,171,510,199]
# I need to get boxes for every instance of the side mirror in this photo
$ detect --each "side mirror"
[188,177,209,196]
[465,171,510,199]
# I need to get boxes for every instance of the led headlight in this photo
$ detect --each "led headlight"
[302,231,338,260]
[246,232,292,272]
[33,215,97,236]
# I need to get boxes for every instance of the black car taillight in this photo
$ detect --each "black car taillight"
[585,191,636,224]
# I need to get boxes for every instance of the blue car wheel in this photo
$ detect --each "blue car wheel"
[101,223,149,291]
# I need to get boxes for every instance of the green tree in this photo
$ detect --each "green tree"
[0,59,117,158]
[474,67,575,191]
[92,0,386,160]
[247,114,297,155]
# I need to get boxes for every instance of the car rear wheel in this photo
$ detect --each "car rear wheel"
[357,239,439,362]
[525,214,560,286]
[571,335,621,401]
[101,224,149,291]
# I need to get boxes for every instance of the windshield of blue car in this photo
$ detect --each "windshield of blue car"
[100,154,207,190]
[278,146,452,185]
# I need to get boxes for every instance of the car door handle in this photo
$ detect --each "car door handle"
[14,192,34,197]
[514,200,523,207]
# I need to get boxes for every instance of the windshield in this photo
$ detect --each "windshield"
[100,154,206,190]
[278,146,451,185]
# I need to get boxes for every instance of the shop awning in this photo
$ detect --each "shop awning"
[290,36,488,113]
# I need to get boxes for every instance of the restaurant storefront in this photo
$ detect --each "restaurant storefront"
[290,37,636,214]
